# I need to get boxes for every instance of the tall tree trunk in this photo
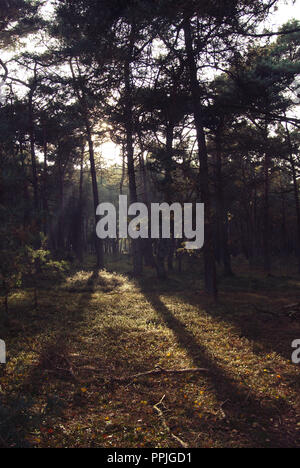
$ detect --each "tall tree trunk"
[138,153,155,268]
[19,136,30,229]
[69,59,104,269]
[291,157,300,272]
[124,25,143,276]
[120,147,126,196]
[165,122,174,199]
[42,128,49,237]
[28,91,39,222]
[183,16,217,298]
[75,146,84,262]
[137,131,156,268]
[249,163,258,266]
[285,124,300,273]
[263,150,271,274]
[166,122,175,272]
[57,153,65,251]
[86,124,104,269]
[279,169,288,257]
[215,125,233,277]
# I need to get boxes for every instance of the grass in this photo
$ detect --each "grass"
[0,256,300,448]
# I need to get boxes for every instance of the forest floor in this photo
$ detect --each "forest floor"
[1,256,300,448]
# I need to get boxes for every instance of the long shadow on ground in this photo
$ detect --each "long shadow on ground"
[0,268,101,448]
[138,279,300,448]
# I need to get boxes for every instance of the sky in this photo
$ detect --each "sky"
[266,0,299,29]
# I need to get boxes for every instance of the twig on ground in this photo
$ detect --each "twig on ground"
[153,395,189,449]
[45,363,208,386]
[220,399,230,420]
[110,366,208,384]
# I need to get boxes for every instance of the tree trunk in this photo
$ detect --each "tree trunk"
[290,156,300,273]
[166,123,176,272]
[183,16,217,298]
[75,146,84,262]
[20,136,30,229]
[42,128,49,237]
[165,122,174,200]
[286,124,300,273]
[263,151,271,274]
[28,91,39,221]
[124,25,143,276]
[138,153,155,268]
[215,125,233,277]
[155,239,168,279]
[57,153,65,251]
[86,125,104,269]
[69,58,104,269]
[120,148,126,196]
[279,169,288,257]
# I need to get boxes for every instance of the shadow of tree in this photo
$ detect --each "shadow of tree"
[2,263,300,448]
[139,284,299,448]
[171,288,300,362]
[0,268,101,447]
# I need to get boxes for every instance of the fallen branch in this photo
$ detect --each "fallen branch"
[45,363,208,386]
[153,395,189,449]
[220,399,230,420]
[110,366,208,384]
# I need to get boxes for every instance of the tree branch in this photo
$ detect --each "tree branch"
[0,59,8,81]
[239,28,300,38]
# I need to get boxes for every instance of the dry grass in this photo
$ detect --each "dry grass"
[0,258,300,448]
